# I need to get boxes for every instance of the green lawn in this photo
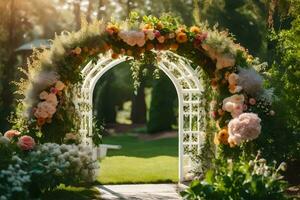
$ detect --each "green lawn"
[97,133,178,184]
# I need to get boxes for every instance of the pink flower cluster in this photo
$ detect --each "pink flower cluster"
[222,94,244,118]
[33,81,65,126]
[118,30,146,47]
[3,130,35,150]
[228,113,261,146]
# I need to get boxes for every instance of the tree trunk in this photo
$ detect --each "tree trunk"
[130,80,147,124]
[0,0,17,131]
[73,0,81,30]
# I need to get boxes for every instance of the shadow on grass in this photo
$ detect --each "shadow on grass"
[103,134,178,158]
[41,186,100,200]
[95,178,176,185]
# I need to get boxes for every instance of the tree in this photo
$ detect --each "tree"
[147,73,177,133]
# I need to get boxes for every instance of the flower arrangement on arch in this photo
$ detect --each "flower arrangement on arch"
[33,80,65,127]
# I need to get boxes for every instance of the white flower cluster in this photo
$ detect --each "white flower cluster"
[29,143,99,182]
[0,156,30,200]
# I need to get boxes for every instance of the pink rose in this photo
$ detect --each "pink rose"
[249,98,256,105]
[4,130,21,140]
[17,135,36,151]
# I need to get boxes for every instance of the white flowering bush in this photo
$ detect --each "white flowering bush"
[0,156,31,200]
[0,135,99,200]
[27,143,99,193]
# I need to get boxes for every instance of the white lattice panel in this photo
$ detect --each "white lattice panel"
[76,51,205,182]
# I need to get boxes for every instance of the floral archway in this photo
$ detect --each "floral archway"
[13,14,273,181]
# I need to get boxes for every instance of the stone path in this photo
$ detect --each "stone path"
[96,184,182,200]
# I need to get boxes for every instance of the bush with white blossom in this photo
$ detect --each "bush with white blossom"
[0,132,99,200]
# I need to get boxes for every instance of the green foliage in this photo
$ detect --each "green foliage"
[91,117,104,147]
[262,0,300,163]
[181,154,289,200]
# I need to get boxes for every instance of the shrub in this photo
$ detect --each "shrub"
[181,153,289,200]
[0,134,99,200]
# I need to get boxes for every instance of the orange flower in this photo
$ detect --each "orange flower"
[190,26,201,34]
[224,72,230,80]
[143,24,153,30]
[106,24,119,35]
[146,43,154,51]
[156,43,165,50]
[103,43,111,51]
[175,27,186,34]
[214,128,229,145]
[229,84,237,93]
[211,78,218,89]
[127,49,133,56]
[157,35,165,43]
[37,118,46,126]
[111,53,119,59]
[169,43,179,51]
[176,32,188,43]
[156,22,164,30]
[72,47,82,55]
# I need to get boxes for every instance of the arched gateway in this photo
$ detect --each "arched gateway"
[77,51,205,181]
[14,14,270,184]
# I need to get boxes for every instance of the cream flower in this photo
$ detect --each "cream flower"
[228,73,239,85]
[216,55,236,70]
[144,29,155,40]
[55,81,65,91]
[39,91,49,100]
[222,94,244,118]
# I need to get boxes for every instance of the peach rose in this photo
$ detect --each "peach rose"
[39,91,49,100]
[55,81,66,91]
[17,135,35,150]
[4,130,21,140]
[45,93,58,107]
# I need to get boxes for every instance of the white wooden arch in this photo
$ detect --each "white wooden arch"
[76,51,206,182]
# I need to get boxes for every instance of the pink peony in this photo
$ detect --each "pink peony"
[118,31,146,47]
[4,130,21,140]
[228,113,261,146]
[17,135,35,150]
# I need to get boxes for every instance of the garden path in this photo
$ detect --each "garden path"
[96,184,181,200]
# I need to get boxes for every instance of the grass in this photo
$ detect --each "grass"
[97,133,178,184]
